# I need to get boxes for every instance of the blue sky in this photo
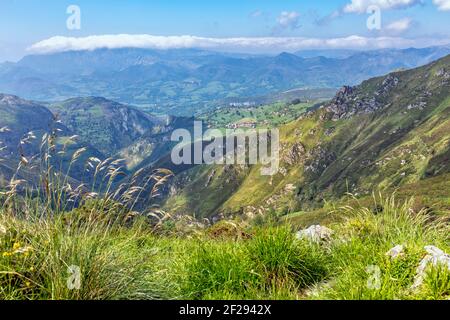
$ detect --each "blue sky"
[1,0,450,61]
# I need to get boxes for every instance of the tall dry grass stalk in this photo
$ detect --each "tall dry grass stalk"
[0,117,173,228]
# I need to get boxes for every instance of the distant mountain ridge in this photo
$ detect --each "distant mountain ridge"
[1,45,450,115]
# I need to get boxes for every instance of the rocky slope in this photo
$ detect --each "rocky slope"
[161,54,450,219]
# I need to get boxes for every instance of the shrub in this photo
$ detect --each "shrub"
[183,240,259,299]
[247,227,329,288]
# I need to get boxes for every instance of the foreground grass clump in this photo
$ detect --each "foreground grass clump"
[0,211,174,300]
[182,226,329,299]
[184,240,259,299]
[0,122,178,299]
[247,227,329,287]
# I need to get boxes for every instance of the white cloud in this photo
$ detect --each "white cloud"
[343,0,422,13]
[386,17,413,33]
[27,34,450,54]
[433,0,450,10]
[277,11,301,29]
[250,10,263,18]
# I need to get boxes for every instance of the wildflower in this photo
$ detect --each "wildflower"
[12,242,21,251]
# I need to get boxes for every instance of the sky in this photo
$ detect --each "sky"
[1,0,450,61]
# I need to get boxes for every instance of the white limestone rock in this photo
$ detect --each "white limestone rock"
[412,246,450,289]
[296,225,334,243]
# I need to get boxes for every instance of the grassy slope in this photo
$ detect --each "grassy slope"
[199,101,316,129]
[163,55,450,219]
[1,196,448,300]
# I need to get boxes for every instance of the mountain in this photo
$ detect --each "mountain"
[48,97,163,156]
[0,94,61,157]
[294,49,359,59]
[116,116,200,171]
[0,93,198,188]
[2,54,450,219]
[295,46,450,64]
[1,46,450,115]
[0,94,107,186]
[159,54,450,219]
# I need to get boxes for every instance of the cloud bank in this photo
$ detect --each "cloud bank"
[28,34,450,54]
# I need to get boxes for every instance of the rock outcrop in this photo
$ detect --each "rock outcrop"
[296,225,334,243]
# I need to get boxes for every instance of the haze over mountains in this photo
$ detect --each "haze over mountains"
[1,45,450,115]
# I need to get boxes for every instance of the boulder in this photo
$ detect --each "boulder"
[412,246,450,289]
[296,225,334,243]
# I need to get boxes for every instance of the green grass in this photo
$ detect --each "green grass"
[310,197,449,300]
[199,101,315,129]
[247,227,329,287]
[1,195,448,300]
[183,239,260,299]
[0,212,172,299]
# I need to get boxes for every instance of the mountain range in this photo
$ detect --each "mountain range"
[1,52,449,222]
[1,45,450,115]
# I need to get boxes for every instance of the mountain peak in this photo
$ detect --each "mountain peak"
[275,52,301,61]
[0,93,35,106]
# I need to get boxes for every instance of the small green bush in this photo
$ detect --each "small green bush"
[247,227,329,287]
[183,240,259,299]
